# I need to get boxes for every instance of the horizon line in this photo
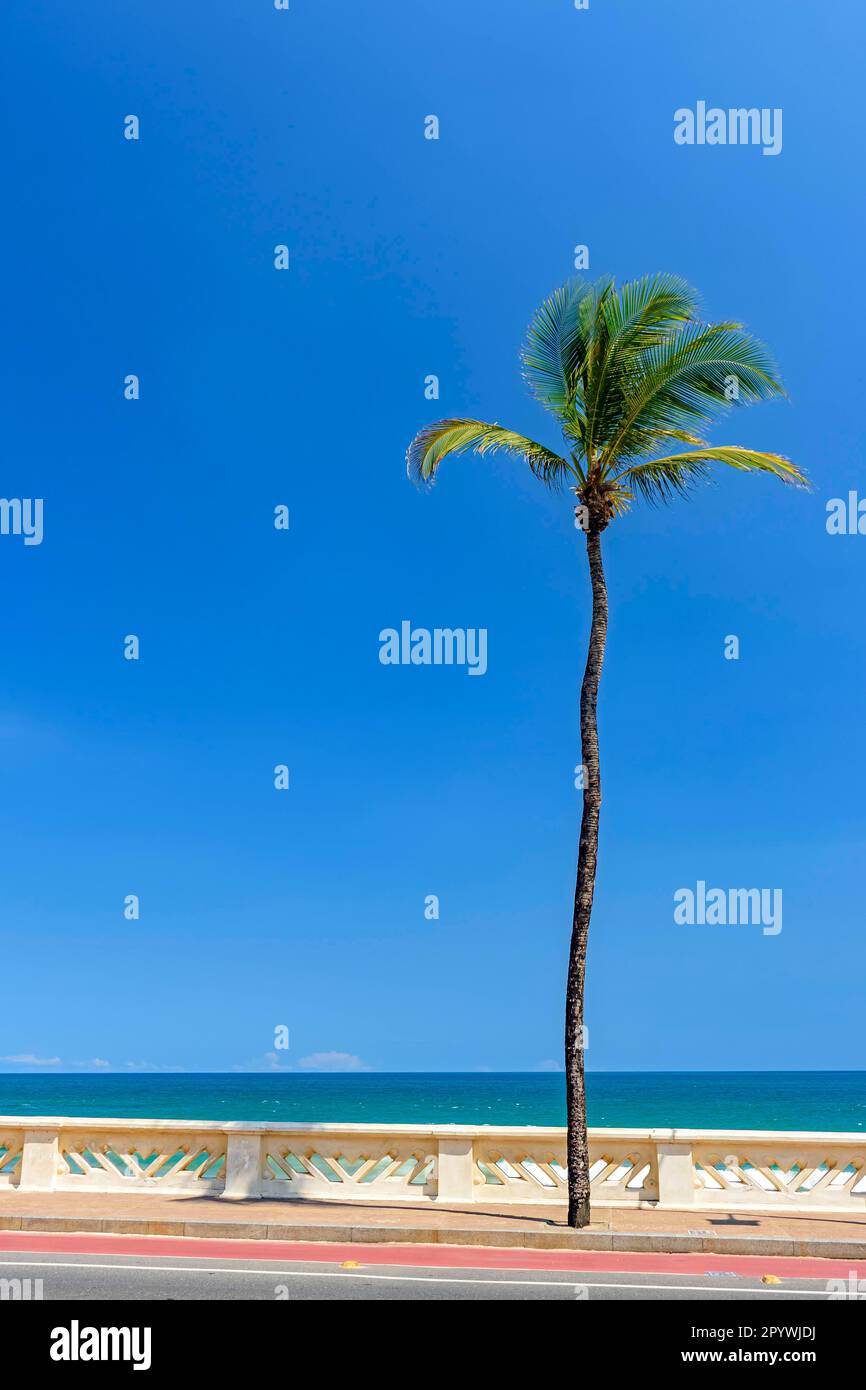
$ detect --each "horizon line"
[1,1068,863,1078]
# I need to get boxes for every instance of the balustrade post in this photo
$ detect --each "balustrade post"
[222,1131,263,1200]
[654,1133,696,1207]
[18,1128,59,1193]
[436,1133,475,1203]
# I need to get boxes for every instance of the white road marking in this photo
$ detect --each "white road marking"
[0,1258,829,1294]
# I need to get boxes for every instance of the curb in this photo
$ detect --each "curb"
[0,1213,863,1261]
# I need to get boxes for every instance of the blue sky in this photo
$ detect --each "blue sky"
[1,0,863,1075]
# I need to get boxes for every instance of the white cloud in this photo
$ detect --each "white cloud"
[0,1054,62,1066]
[298,1051,368,1072]
[231,1052,292,1073]
[534,1059,564,1072]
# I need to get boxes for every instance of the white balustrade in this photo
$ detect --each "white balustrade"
[1,1117,864,1215]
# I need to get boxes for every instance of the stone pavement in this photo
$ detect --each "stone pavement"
[0,1190,864,1258]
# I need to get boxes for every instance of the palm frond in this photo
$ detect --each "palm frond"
[406,418,571,487]
[520,279,598,426]
[584,274,700,458]
[603,273,699,344]
[653,428,710,448]
[615,445,809,505]
[599,322,786,468]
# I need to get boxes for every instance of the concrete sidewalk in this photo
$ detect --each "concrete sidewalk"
[1,1190,864,1259]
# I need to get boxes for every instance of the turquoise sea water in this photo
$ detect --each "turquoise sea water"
[0,1073,863,1131]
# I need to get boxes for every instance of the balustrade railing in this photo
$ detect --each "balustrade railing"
[1,1117,864,1214]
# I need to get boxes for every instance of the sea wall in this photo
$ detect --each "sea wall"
[1,1117,864,1214]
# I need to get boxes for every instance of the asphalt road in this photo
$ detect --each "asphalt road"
[0,1253,842,1300]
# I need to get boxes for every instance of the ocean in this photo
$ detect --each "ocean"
[0,1072,863,1131]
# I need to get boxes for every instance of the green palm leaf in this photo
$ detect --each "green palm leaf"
[599,323,786,468]
[520,279,598,422]
[406,419,571,488]
[584,274,700,458]
[615,445,808,505]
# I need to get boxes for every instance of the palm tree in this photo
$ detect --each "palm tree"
[406,274,807,1227]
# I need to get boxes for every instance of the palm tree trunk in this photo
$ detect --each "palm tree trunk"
[565,522,608,1227]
